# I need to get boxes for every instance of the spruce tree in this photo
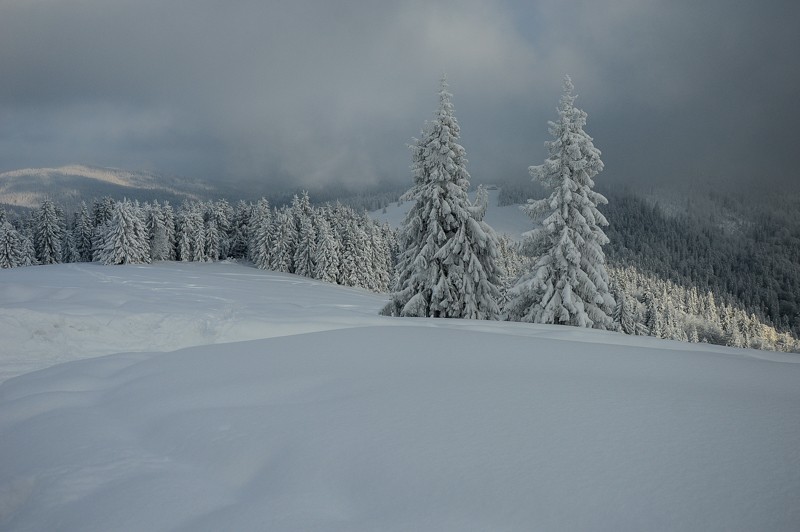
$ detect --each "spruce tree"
[74,202,94,262]
[383,77,501,319]
[249,198,273,270]
[270,210,294,273]
[313,215,339,283]
[95,200,150,265]
[505,76,614,328]
[293,212,317,278]
[146,201,171,262]
[0,222,34,268]
[34,199,63,265]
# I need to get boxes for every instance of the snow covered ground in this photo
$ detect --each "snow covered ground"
[1,262,799,531]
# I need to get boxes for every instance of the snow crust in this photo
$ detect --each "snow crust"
[1,262,799,531]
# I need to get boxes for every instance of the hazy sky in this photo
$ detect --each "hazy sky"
[1,0,798,191]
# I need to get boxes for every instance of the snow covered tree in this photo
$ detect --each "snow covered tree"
[204,200,231,261]
[313,214,339,283]
[505,76,614,329]
[293,210,317,278]
[161,201,177,261]
[146,201,172,262]
[249,198,273,270]
[270,210,294,273]
[176,202,206,262]
[34,199,63,265]
[92,197,115,227]
[74,202,94,262]
[383,77,501,319]
[61,226,80,263]
[613,285,636,335]
[94,200,150,265]
[0,221,34,268]
[229,200,253,259]
[642,292,663,338]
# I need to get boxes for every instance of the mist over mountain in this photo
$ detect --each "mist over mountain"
[0,164,218,212]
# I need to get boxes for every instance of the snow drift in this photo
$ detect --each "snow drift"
[1,263,799,531]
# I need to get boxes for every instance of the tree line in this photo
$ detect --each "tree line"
[1,76,797,353]
[0,193,397,293]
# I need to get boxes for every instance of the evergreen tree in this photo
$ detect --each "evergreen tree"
[92,197,115,227]
[146,201,171,262]
[642,292,663,338]
[613,285,636,335]
[0,222,34,268]
[383,77,501,319]
[505,76,614,328]
[293,211,317,278]
[61,226,80,263]
[34,199,63,265]
[270,210,294,273]
[313,215,339,283]
[249,199,273,270]
[230,200,253,259]
[177,202,205,262]
[74,202,94,262]
[95,200,150,265]
[161,201,177,261]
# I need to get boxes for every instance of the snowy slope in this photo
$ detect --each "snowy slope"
[370,188,531,240]
[1,263,799,531]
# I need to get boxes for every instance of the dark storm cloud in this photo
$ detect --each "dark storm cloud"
[0,0,797,190]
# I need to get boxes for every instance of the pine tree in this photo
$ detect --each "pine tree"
[293,211,317,278]
[642,292,663,338]
[0,222,34,268]
[61,226,80,263]
[95,200,150,265]
[161,201,177,261]
[383,77,501,319]
[313,215,339,283]
[270,210,294,273]
[177,202,205,262]
[505,76,614,328]
[613,285,636,335]
[74,202,94,262]
[92,197,115,227]
[146,201,171,262]
[230,200,253,259]
[34,199,63,265]
[249,198,273,270]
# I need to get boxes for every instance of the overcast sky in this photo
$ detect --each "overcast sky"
[1,0,798,191]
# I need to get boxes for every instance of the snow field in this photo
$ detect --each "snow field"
[0,262,799,531]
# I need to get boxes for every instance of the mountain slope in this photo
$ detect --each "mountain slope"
[0,262,798,531]
[0,164,215,210]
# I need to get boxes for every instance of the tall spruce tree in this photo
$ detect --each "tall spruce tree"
[383,77,501,319]
[506,76,614,328]
[34,199,63,265]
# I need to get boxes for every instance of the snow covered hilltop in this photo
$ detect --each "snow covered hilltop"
[1,262,799,531]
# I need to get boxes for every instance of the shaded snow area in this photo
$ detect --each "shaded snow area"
[371,188,530,240]
[1,263,799,531]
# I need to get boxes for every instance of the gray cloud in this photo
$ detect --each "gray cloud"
[1,0,798,191]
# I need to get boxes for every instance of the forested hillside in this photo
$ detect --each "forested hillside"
[500,180,800,337]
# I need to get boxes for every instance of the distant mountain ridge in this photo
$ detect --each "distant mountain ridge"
[0,164,216,210]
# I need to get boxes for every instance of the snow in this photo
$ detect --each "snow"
[1,262,799,531]
[371,188,531,241]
